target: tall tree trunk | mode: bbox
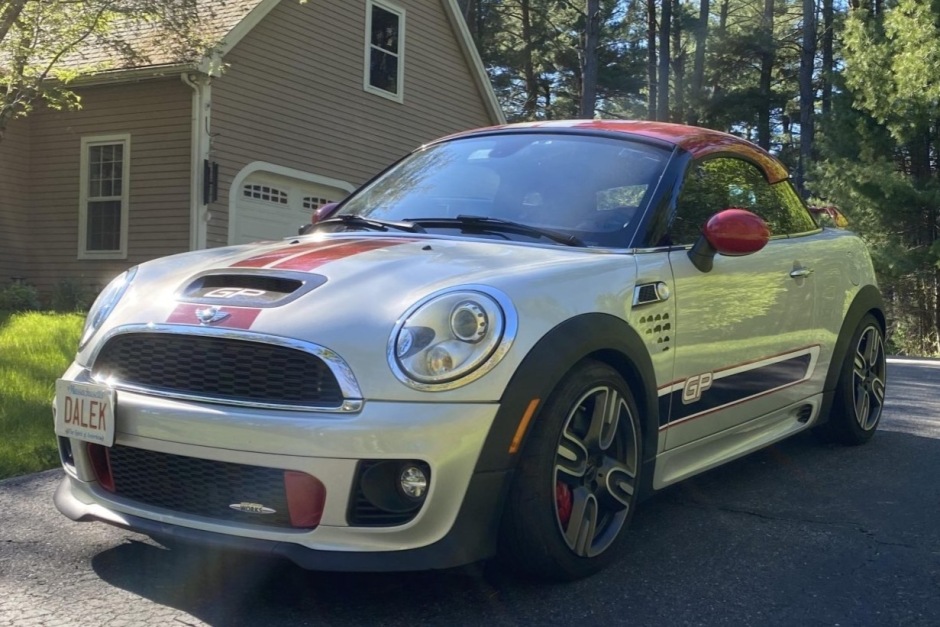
[671,0,684,123]
[657,0,671,121]
[758,0,775,150]
[821,0,833,116]
[647,0,657,119]
[0,0,28,46]
[688,0,709,126]
[521,0,540,119]
[579,0,601,118]
[708,0,729,124]
[798,0,816,194]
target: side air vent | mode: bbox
[638,311,672,350]
[635,284,657,304]
[179,270,326,308]
[633,281,670,306]
[795,404,813,423]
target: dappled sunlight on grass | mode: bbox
[0,312,84,479]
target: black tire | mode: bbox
[498,359,641,581]
[816,313,887,445]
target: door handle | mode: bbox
[789,268,813,279]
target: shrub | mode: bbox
[51,278,91,312]
[0,282,40,313]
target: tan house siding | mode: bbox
[0,118,32,285]
[207,0,495,246]
[26,78,192,294]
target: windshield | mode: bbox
[336,133,670,248]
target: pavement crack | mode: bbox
[675,501,921,550]
[676,500,869,528]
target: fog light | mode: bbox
[400,465,428,499]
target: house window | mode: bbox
[364,0,405,101]
[243,184,288,204]
[79,134,130,259]
[302,196,337,211]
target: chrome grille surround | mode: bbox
[86,324,363,413]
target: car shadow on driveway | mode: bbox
[89,425,940,627]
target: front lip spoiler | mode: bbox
[54,470,510,572]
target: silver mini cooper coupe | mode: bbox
[54,121,886,580]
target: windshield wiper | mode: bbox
[315,214,425,233]
[408,215,585,247]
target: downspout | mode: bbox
[181,72,211,250]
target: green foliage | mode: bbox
[0,312,84,479]
[50,278,92,313]
[473,0,648,121]
[0,282,40,313]
[842,0,940,144]
[812,33,940,358]
[0,0,222,139]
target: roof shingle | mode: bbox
[57,0,267,72]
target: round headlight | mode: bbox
[450,301,488,343]
[79,267,138,350]
[388,287,517,390]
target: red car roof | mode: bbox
[455,119,792,184]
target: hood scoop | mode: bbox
[178,270,327,308]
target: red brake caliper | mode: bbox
[556,481,573,527]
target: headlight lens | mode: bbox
[79,267,137,350]
[389,288,516,389]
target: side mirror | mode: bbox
[298,202,341,235]
[688,208,770,272]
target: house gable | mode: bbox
[207,0,502,247]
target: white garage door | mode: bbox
[231,171,348,244]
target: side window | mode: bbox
[772,180,819,235]
[364,0,405,102]
[670,156,806,246]
[670,158,739,246]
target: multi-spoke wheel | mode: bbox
[816,313,886,445]
[499,360,641,580]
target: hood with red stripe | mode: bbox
[80,233,638,401]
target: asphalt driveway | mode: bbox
[1,359,939,626]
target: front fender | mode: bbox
[476,313,658,477]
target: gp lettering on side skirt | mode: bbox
[682,372,713,404]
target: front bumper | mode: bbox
[54,373,508,570]
[55,468,511,571]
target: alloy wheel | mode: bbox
[553,385,639,557]
[852,324,886,431]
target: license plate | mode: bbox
[54,380,116,447]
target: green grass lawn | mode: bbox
[0,312,84,479]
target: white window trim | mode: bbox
[363,0,406,103]
[78,133,131,260]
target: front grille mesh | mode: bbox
[92,333,343,407]
[107,445,298,528]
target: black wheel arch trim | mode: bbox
[475,313,659,500]
[817,284,885,425]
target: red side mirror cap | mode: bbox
[688,209,770,272]
[312,202,340,225]
[703,208,770,256]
